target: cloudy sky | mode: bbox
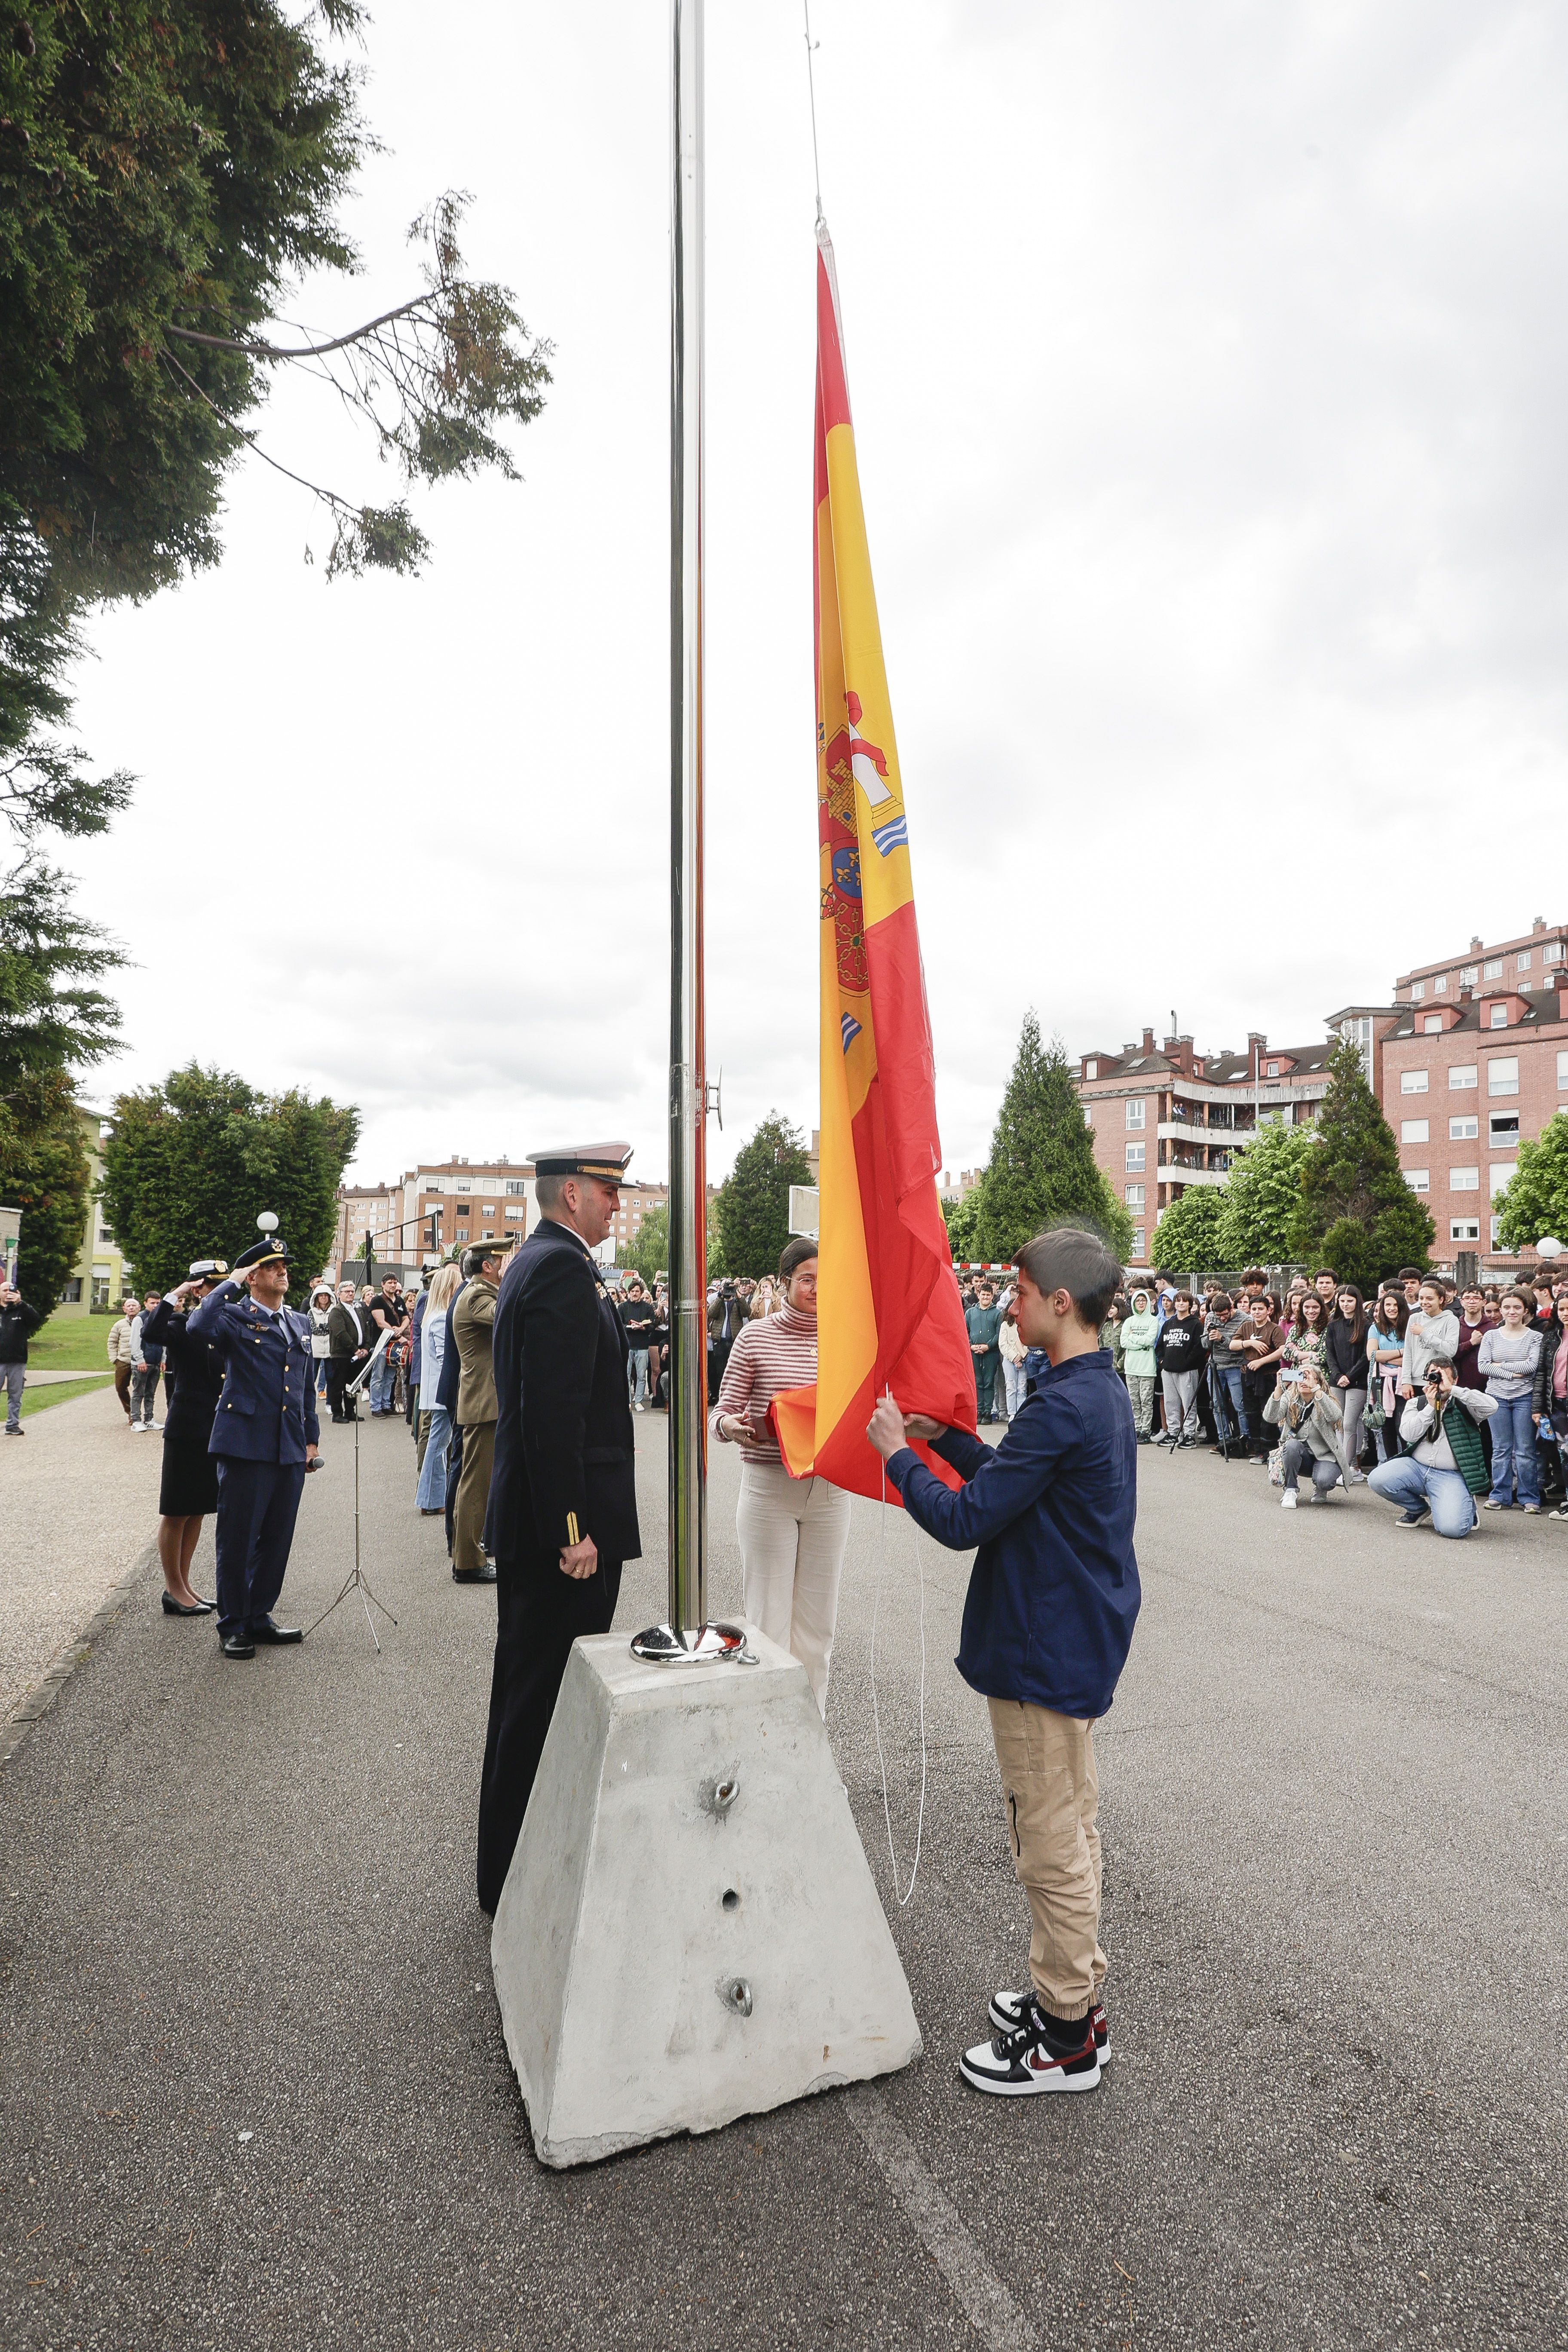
[65,0,1568,1192]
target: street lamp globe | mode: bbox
[256,1210,279,1234]
[1537,1235,1563,1259]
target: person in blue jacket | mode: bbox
[187,1234,320,1660]
[867,1222,1139,2099]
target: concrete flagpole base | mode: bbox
[491,1627,922,2168]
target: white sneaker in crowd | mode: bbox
[1281,1488,1296,1508]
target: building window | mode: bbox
[1125,1142,1145,1170]
[1125,1185,1144,1207]
[1266,1061,1279,1075]
[1449,1167,1479,1191]
[1449,1115,1478,1141]
[1558,1048,1568,1091]
[456,1181,472,1192]
[1460,965,1478,987]
[1449,1064,1477,1090]
[59,1276,83,1303]
[1423,1016,1442,1034]
[98,1226,115,1244]
[1125,1099,1145,1130]
[505,1205,525,1222]
[91,1274,111,1309]
[1400,1119,1429,1144]
[1485,958,1503,979]
[1434,975,1447,994]
[1518,951,1532,971]
[1084,1060,1097,1080]
[1491,1216,1503,1247]
[1487,1057,1519,1096]
[1405,1169,1430,1193]
[1545,940,1563,967]
[1488,1112,1520,1144]
[1400,1070,1428,1094]
[1490,1164,1516,1197]
[482,1229,494,1240]
[425,1177,444,1192]
[505,1179,528,1195]
[1409,983,1424,1002]
[1450,1219,1481,1243]
[1131,1228,1145,1256]
[1489,1004,1508,1029]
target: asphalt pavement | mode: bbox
[3,1410,1567,2350]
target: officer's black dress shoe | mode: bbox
[220,1631,256,1660]
[251,1618,303,1645]
[162,1591,214,1617]
[452,1564,498,1585]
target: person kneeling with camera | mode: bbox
[1262,1365,1352,1508]
[1367,1354,1495,1536]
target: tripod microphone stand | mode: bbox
[306,1333,399,1653]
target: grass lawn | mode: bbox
[20,1372,116,1419]
[27,1311,124,1375]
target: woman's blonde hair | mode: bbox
[427,1261,462,1313]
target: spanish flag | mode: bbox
[771,224,977,1502]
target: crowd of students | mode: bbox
[1091,1262,1568,1532]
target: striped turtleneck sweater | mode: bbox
[710,1303,818,1467]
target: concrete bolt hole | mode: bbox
[720,1976,753,2018]
[722,1888,739,1911]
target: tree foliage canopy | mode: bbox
[624,1202,669,1288]
[714,1115,812,1281]
[1212,1118,1318,1268]
[1149,1184,1226,1275]
[971,1013,1133,1264]
[99,1063,358,1294]
[0,857,120,1091]
[941,1187,984,1263]
[1494,1115,1568,1257]
[0,1067,91,1307]
[1287,1033,1432,1289]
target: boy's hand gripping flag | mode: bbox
[770,224,977,1503]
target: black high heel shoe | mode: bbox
[161,1592,216,1616]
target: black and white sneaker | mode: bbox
[987,1990,1111,2065]
[1395,1504,1430,1528]
[959,2004,1101,2096]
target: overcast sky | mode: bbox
[64,0,1568,1192]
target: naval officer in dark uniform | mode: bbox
[476,1143,641,1914]
[187,1234,320,1660]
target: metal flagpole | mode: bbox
[633,0,745,1666]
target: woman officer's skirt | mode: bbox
[159,1434,220,1518]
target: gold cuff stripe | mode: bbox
[567,1512,580,1545]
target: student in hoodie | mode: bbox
[1153,1291,1204,1448]
[867,1224,1138,2100]
[1119,1288,1158,1442]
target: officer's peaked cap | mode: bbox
[530,1142,633,1182]
[233,1236,291,1271]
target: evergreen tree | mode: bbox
[1288,1033,1433,1289]
[1149,1185,1226,1275]
[100,1064,358,1294]
[714,1115,812,1280]
[942,1187,984,1263]
[0,1069,91,1308]
[971,1014,1133,1262]
[0,858,122,1092]
[1212,1118,1318,1267]
[1494,1115,1568,1256]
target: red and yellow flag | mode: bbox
[771,224,977,1502]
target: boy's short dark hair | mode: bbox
[1398,1265,1424,1281]
[1013,1225,1122,1329]
[1241,1269,1265,1286]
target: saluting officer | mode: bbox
[187,1234,320,1660]
[476,1143,642,1914]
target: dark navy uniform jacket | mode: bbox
[186,1279,321,1465]
[885,1348,1139,1720]
[141,1297,226,1449]
[485,1220,640,1565]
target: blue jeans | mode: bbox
[1487,1393,1540,1507]
[1214,1364,1248,1441]
[628,1348,649,1406]
[415,1405,452,1512]
[369,1349,395,1413]
[1368,1455,1477,1537]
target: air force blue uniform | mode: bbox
[187,1277,319,1639]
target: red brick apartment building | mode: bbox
[1075,916,1568,1272]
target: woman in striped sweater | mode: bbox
[710,1236,852,1713]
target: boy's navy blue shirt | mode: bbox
[885,1347,1139,1719]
